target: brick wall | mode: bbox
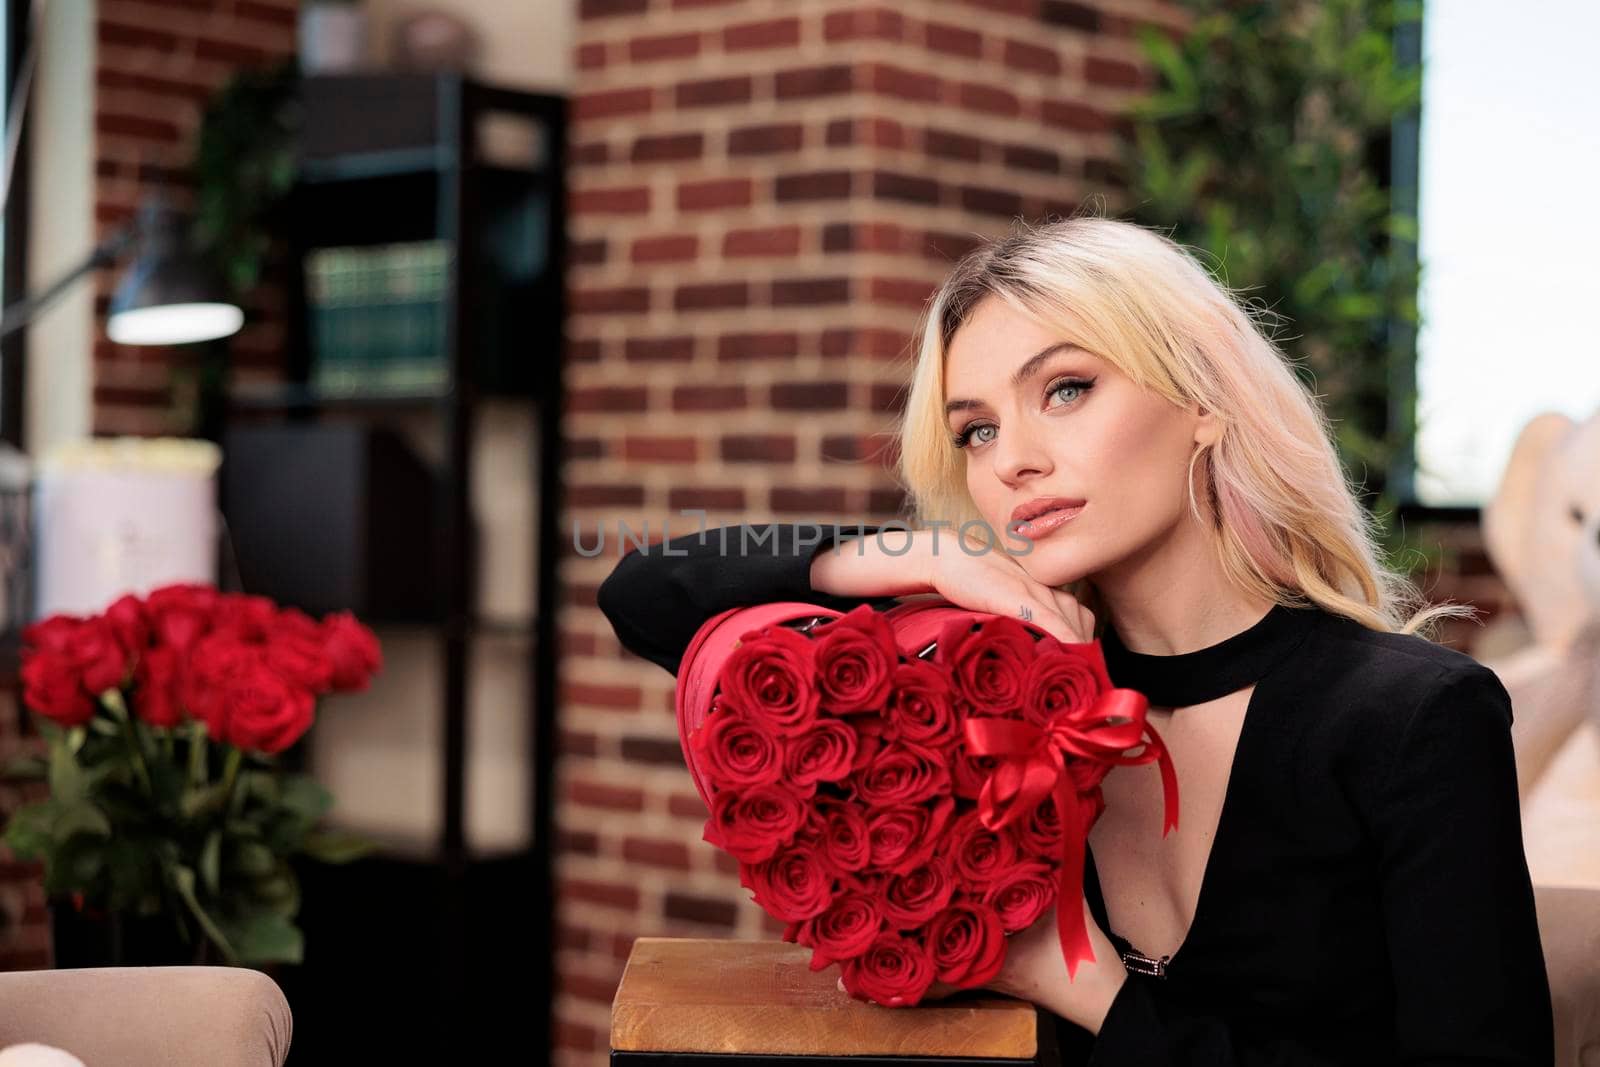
[91,0,298,436]
[558,3,1520,1063]
[0,0,299,972]
[559,0,1179,1060]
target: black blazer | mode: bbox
[597,522,1555,1066]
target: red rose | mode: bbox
[982,860,1056,933]
[322,611,382,692]
[103,595,149,658]
[1021,647,1105,729]
[1014,790,1076,857]
[951,747,1001,800]
[947,808,1021,892]
[810,605,897,714]
[701,782,807,864]
[881,855,958,929]
[716,627,818,737]
[815,799,871,875]
[796,886,883,969]
[144,583,218,652]
[884,661,959,747]
[926,902,1008,988]
[21,615,82,656]
[20,651,92,727]
[841,930,937,1007]
[739,843,834,922]
[179,634,261,729]
[938,615,1037,716]
[851,739,951,807]
[65,618,131,695]
[133,645,184,728]
[263,629,336,695]
[206,659,316,754]
[865,795,955,875]
[782,718,858,790]
[692,706,785,790]
[211,593,280,644]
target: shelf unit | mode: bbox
[216,72,565,1063]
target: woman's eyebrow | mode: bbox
[944,342,1082,417]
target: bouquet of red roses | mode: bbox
[1,582,383,965]
[676,599,1178,1008]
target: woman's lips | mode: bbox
[1015,503,1085,539]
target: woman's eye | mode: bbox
[949,377,1096,451]
[1047,377,1095,407]
[951,424,996,449]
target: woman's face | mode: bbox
[942,295,1216,588]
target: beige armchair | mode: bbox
[0,966,291,1067]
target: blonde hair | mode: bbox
[892,214,1474,640]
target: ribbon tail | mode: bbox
[1145,724,1180,836]
[1053,776,1095,980]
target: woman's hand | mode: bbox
[914,527,1096,646]
[833,897,1128,1033]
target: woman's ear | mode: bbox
[1193,404,1221,449]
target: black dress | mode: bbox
[596,523,1556,1066]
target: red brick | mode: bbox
[723,225,801,258]
[568,484,646,507]
[566,778,646,811]
[925,127,984,162]
[1004,39,1062,75]
[724,17,801,50]
[677,177,753,211]
[574,87,654,121]
[771,278,850,307]
[960,185,1024,217]
[571,185,650,214]
[1040,98,1113,132]
[577,42,608,69]
[727,122,803,156]
[673,385,746,411]
[631,131,703,163]
[718,331,799,362]
[622,436,698,462]
[561,877,639,910]
[674,282,748,311]
[924,21,982,58]
[721,434,797,461]
[624,336,696,362]
[772,380,849,409]
[571,287,650,314]
[631,235,698,263]
[775,65,852,99]
[1041,0,1102,31]
[957,82,1022,116]
[580,0,649,17]
[562,680,644,709]
[871,170,940,205]
[1085,55,1142,89]
[96,114,182,142]
[567,385,650,413]
[869,277,936,307]
[822,8,904,42]
[98,20,178,49]
[675,75,752,108]
[668,487,747,511]
[775,170,852,202]
[864,63,940,103]
[629,31,701,62]
[622,837,692,870]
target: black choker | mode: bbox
[1099,602,1323,708]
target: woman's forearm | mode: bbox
[808,528,934,599]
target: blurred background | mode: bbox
[0,0,1592,1064]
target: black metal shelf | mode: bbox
[214,71,566,1065]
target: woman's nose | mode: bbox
[991,420,1054,485]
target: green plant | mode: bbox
[1119,0,1427,567]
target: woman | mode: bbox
[596,216,1554,1065]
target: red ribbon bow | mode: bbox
[963,687,1179,979]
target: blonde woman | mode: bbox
[597,216,1553,1065]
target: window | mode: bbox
[1411,0,1600,506]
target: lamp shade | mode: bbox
[106,198,244,346]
